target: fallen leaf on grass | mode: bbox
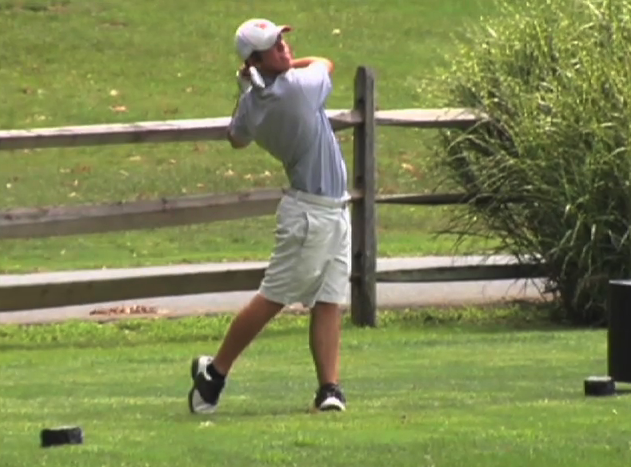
[109,89,119,97]
[110,105,127,113]
[6,183,11,189]
[21,87,43,95]
[68,192,77,198]
[332,28,341,35]
[101,20,127,28]
[71,165,91,174]
[400,162,424,179]
[128,155,142,162]
[44,3,70,13]
[89,305,164,316]
[284,303,309,313]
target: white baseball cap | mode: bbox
[234,18,292,61]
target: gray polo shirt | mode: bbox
[228,62,348,199]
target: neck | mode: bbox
[255,68,281,87]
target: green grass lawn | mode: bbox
[1,306,631,466]
[0,0,504,273]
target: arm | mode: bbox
[287,56,335,109]
[290,56,334,74]
[226,94,252,149]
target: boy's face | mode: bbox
[257,35,293,73]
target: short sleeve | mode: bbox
[228,94,254,145]
[286,61,332,109]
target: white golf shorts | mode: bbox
[259,189,351,308]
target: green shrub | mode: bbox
[432,0,631,326]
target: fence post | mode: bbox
[350,66,377,327]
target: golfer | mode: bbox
[188,18,351,413]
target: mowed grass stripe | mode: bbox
[1,308,631,466]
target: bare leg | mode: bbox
[309,301,343,385]
[211,293,284,375]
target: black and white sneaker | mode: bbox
[314,383,347,412]
[188,356,225,415]
[190,355,213,381]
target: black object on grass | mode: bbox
[40,426,84,448]
[584,376,615,397]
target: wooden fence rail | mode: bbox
[0,262,545,313]
[0,108,477,151]
[0,66,538,326]
[0,189,288,239]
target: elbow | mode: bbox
[229,139,246,149]
[227,130,249,149]
[230,140,248,149]
[323,58,334,74]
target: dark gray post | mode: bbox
[350,66,377,327]
[608,280,631,382]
